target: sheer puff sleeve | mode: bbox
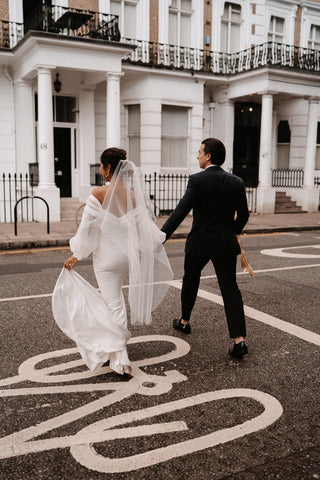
[69,195,101,260]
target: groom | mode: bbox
[161,138,250,359]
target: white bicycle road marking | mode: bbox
[0,334,283,473]
[3,245,320,473]
[261,244,320,258]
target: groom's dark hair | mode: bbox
[202,138,225,166]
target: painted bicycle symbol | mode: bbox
[0,335,283,473]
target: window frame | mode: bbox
[110,0,139,39]
[308,24,320,50]
[268,15,285,43]
[161,104,190,171]
[168,0,193,47]
[220,2,242,53]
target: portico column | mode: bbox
[106,73,122,147]
[256,93,276,213]
[34,66,60,221]
[304,97,319,188]
[220,99,234,172]
[37,67,55,187]
[259,93,273,187]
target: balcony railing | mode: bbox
[122,39,320,75]
[0,6,120,49]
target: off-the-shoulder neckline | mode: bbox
[89,194,103,206]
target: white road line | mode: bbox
[2,262,320,303]
[167,280,320,347]
[261,245,320,258]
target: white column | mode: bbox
[78,86,96,201]
[140,98,162,173]
[106,73,122,147]
[37,67,55,187]
[256,93,276,213]
[220,99,234,172]
[304,97,319,188]
[34,66,60,222]
[259,93,273,187]
[14,80,36,174]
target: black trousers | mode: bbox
[181,253,246,339]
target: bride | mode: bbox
[52,148,173,376]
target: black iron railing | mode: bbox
[1,173,35,223]
[0,6,120,48]
[89,164,257,215]
[272,168,304,188]
[122,40,320,75]
[1,16,320,77]
[0,20,24,48]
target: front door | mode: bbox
[233,103,261,187]
[54,127,71,197]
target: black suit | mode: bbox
[161,165,250,338]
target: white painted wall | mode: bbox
[0,68,15,174]
[120,73,204,174]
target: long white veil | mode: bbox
[98,160,173,325]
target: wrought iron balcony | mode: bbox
[0,6,120,49]
[122,39,320,75]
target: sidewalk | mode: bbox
[1,212,320,251]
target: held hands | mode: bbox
[64,256,78,270]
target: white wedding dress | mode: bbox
[52,162,172,374]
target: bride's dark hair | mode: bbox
[100,148,127,173]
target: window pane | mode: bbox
[124,4,136,38]
[171,0,178,7]
[277,145,290,168]
[221,22,228,51]
[181,0,192,11]
[161,106,188,168]
[110,1,121,16]
[277,120,291,143]
[128,105,140,135]
[169,12,177,45]
[55,96,76,123]
[275,17,284,33]
[161,137,187,168]
[230,24,240,52]
[231,4,241,22]
[162,106,188,136]
[180,13,191,46]
[315,146,320,170]
[129,136,140,166]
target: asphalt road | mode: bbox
[0,231,320,480]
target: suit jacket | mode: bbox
[161,166,250,256]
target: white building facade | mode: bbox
[1,0,320,220]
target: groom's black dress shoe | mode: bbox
[173,318,191,334]
[229,341,248,359]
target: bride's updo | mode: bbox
[100,148,127,173]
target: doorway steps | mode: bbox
[60,198,83,222]
[275,191,305,213]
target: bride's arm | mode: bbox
[67,195,101,263]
